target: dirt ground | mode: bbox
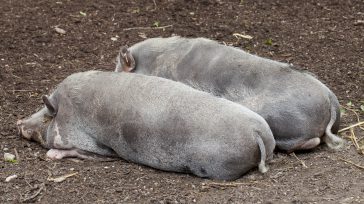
[1,0,363,203]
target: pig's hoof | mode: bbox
[46,149,64,160]
[299,137,321,150]
[287,137,321,153]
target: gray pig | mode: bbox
[116,36,344,152]
[17,71,275,180]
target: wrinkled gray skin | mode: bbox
[17,71,275,180]
[115,36,344,152]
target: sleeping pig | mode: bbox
[17,71,275,180]
[115,36,344,152]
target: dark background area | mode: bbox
[1,0,363,203]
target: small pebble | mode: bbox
[55,27,66,34]
[3,147,9,151]
[5,175,18,182]
[4,153,15,161]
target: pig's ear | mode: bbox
[42,95,58,116]
[115,46,136,73]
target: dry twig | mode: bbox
[354,20,364,26]
[349,128,364,154]
[123,24,173,31]
[14,148,20,162]
[202,180,270,188]
[11,73,21,79]
[342,105,361,122]
[47,172,78,183]
[339,121,364,133]
[12,89,33,92]
[153,0,157,10]
[21,183,45,203]
[291,152,308,168]
[338,158,364,170]
[339,105,364,131]
[233,33,253,39]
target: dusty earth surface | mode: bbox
[1,0,363,203]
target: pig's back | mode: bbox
[64,70,266,135]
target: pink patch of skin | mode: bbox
[299,138,321,150]
[46,149,97,160]
[46,149,119,161]
[288,137,321,153]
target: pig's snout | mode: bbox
[16,119,23,136]
[16,119,33,140]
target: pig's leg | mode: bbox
[287,137,321,153]
[46,149,119,161]
[298,138,321,150]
